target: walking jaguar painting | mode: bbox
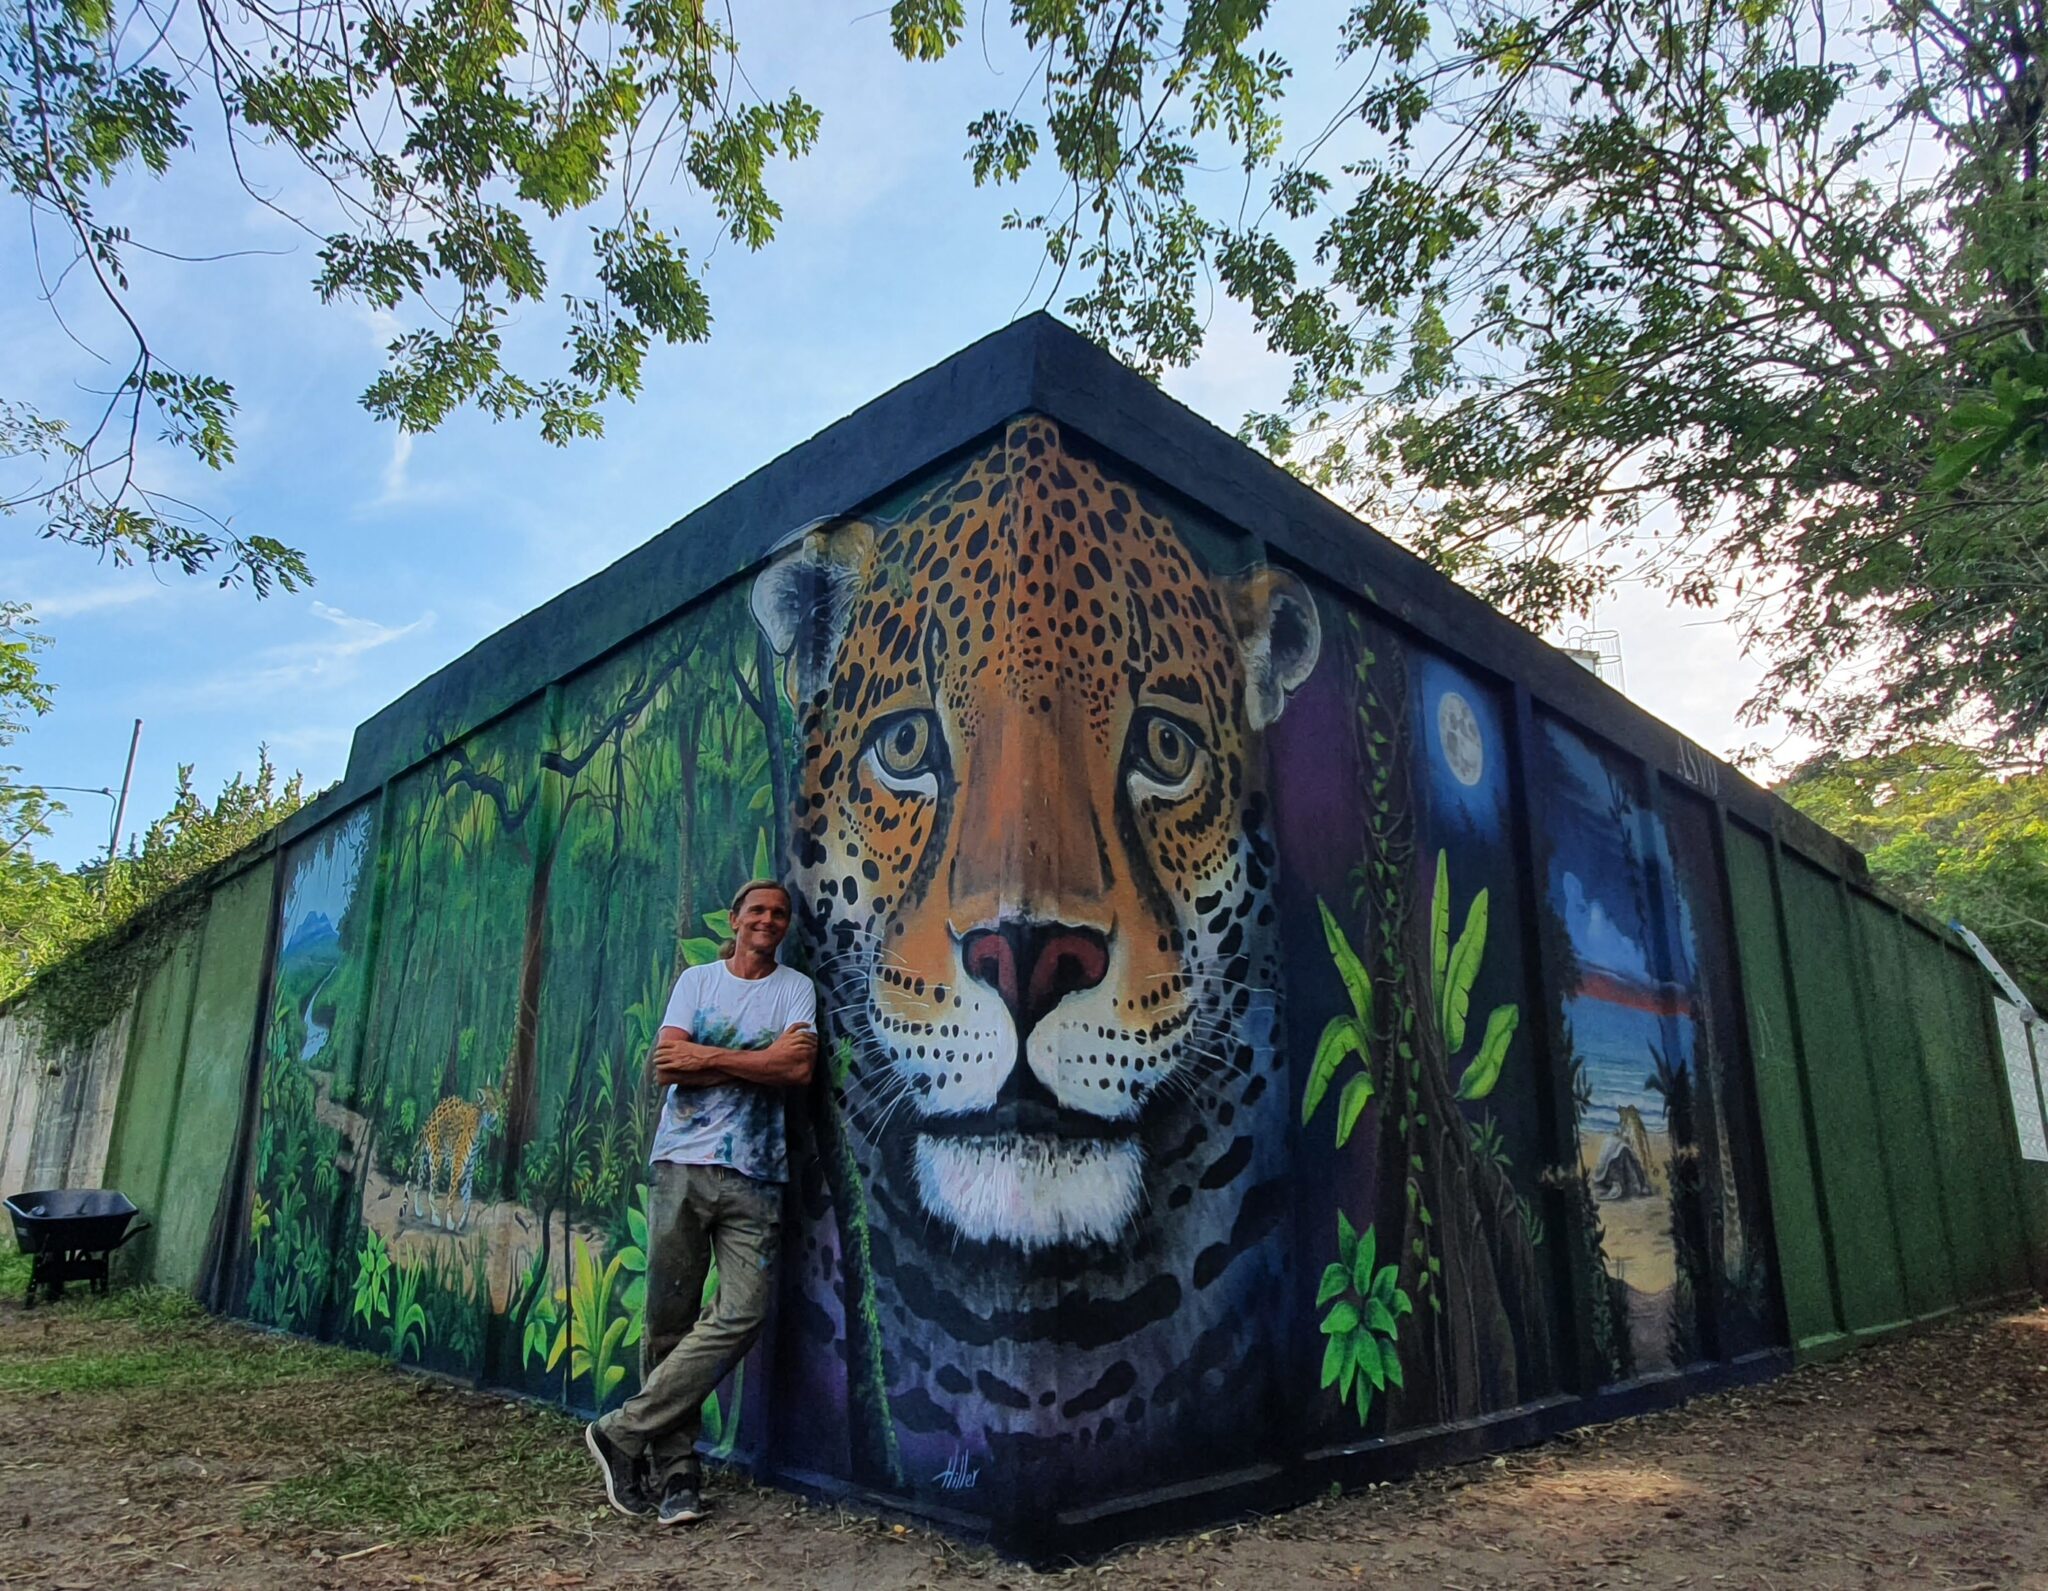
[224,409,1774,1537]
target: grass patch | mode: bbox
[246,1411,587,1538]
[0,1244,28,1299]
[0,1335,370,1395]
[2,1272,596,1544]
[0,1299,376,1395]
[67,1283,209,1326]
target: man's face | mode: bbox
[734,887,792,955]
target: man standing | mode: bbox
[584,879,816,1525]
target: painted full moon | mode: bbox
[1438,691,1485,787]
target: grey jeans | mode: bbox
[596,1160,780,1486]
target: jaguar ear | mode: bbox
[1228,564,1323,731]
[751,523,875,706]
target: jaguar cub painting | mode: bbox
[753,415,1320,1499]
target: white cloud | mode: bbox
[377,430,415,507]
[261,723,354,757]
[179,601,434,703]
[21,580,173,620]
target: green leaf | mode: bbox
[890,0,966,61]
[1317,897,1375,1029]
[1429,850,1450,1009]
[1335,1071,1374,1146]
[1382,1346,1405,1390]
[1455,1004,1520,1100]
[1305,1016,1365,1124]
[1316,1262,1350,1306]
[1926,427,2009,492]
[1336,1208,1359,1270]
[1354,1330,1386,1390]
[1367,1296,1399,1336]
[1353,1223,1378,1293]
[1441,887,1489,1050]
[1321,1300,1361,1335]
[1321,1331,1346,1389]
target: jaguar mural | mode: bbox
[219,402,1778,1550]
[752,415,1320,1495]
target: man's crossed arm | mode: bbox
[652,1023,816,1090]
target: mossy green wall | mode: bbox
[142,862,275,1293]
[1723,823,1839,1353]
[1723,821,2043,1363]
[1777,855,1910,1337]
[100,915,207,1283]
[1850,896,1959,1320]
[1940,948,2031,1299]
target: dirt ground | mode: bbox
[4,1290,2048,1590]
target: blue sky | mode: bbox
[5,4,1784,870]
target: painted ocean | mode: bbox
[1566,991,1694,1136]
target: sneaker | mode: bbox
[656,1477,707,1527]
[585,1422,652,1518]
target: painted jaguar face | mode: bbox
[754,415,1319,1253]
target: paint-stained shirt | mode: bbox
[649,959,814,1184]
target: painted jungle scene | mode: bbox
[1270,603,1559,1442]
[226,430,1781,1515]
[234,583,791,1457]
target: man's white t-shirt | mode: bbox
[649,959,815,1184]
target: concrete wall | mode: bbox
[0,1003,134,1198]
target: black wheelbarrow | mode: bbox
[5,1189,149,1307]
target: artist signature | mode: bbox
[933,1449,981,1491]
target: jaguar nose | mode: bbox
[959,920,1110,1039]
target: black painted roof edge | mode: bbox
[290,311,1861,881]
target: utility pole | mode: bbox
[108,718,142,866]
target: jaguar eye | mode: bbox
[1128,709,1203,791]
[866,709,946,789]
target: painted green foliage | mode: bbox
[1305,899,1375,1146]
[1303,613,1555,1432]
[1317,1213,1413,1424]
[246,812,376,1335]
[1306,856,1521,1426]
[1428,852,1520,1103]
[521,1183,653,1407]
[1307,852,1519,1150]
[239,586,790,1429]
[247,1048,343,1331]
